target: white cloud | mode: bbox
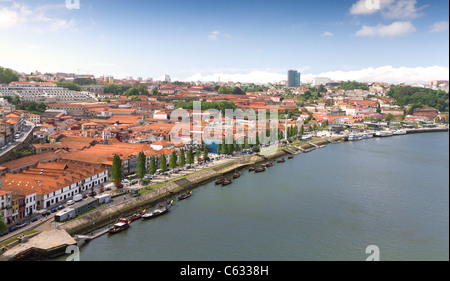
[0,2,76,32]
[355,21,415,37]
[322,31,334,37]
[350,0,425,19]
[430,21,449,33]
[180,66,449,84]
[209,30,220,40]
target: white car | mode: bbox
[67,200,74,206]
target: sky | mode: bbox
[0,0,449,84]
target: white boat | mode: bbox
[363,133,374,139]
[393,130,407,135]
[375,131,393,137]
[347,134,362,141]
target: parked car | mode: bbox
[31,217,38,223]
[67,200,74,206]
[50,208,57,213]
[58,205,65,210]
[42,211,51,217]
[16,223,27,229]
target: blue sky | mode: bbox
[0,0,448,83]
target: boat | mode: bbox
[288,155,294,159]
[233,172,241,179]
[158,200,173,209]
[255,167,266,173]
[142,206,169,219]
[393,130,407,135]
[363,133,374,139]
[277,158,286,163]
[222,179,232,186]
[128,212,143,222]
[178,191,192,200]
[248,166,255,171]
[108,222,130,234]
[215,178,225,185]
[375,131,394,137]
[347,134,363,141]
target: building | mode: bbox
[0,82,95,103]
[287,70,301,87]
[1,160,109,210]
[312,77,331,87]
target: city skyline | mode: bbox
[0,0,448,83]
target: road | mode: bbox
[0,120,36,157]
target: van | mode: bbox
[73,194,83,202]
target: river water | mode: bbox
[68,132,449,261]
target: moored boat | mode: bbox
[178,191,192,200]
[222,179,232,186]
[375,131,394,137]
[393,130,407,135]
[142,206,169,219]
[233,172,241,179]
[255,167,266,173]
[288,155,294,159]
[128,212,143,222]
[277,158,286,163]
[248,166,255,171]
[108,222,130,234]
[215,178,225,185]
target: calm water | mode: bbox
[70,132,449,261]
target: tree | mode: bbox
[0,212,7,234]
[136,151,146,180]
[196,149,201,162]
[187,147,194,165]
[169,151,178,169]
[203,145,209,160]
[178,148,186,167]
[160,155,168,173]
[0,67,19,84]
[111,154,123,183]
[385,113,395,124]
[148,156,157,175]
[217,143,222,156]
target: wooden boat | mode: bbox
[266,161,274,167]
[288,155,294,159]
[233,172,241,179]
[277,158,286,163]
[128,212,143,222]
[158,200,173,209]
[248,166,256,171]
[255,167,266,173]
[215,178,225,185]
[178,191,192,200]
[142,206,169,219]
[108,221,130,234]
[222,179,232,186]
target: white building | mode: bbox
[0,82,94,103]
[312,77,331,87]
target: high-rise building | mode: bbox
[165,75,171,83]
[287,70,301,87]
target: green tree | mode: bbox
[148,156,157,175]
[203,145,209,160]
[111,154,123,188]
[0,67,20,84]
[136,151,146,180]
[178,148,186,167]
[0,212,8,234]
[217,143,222,156]
[169,151,178,169]
[187,147,194,165]
[160,155,168,173]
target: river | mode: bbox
[63,132,449,261]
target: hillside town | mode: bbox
[0,68,449,236]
